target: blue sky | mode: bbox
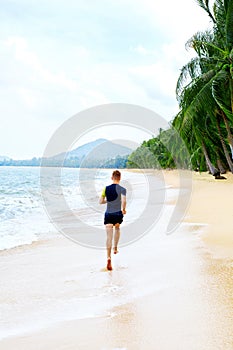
[0,0,211,159]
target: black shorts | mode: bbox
[104,211,123,225]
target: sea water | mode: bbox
[0,167,108,250]
[0,166,167,251]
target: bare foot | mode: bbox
[107,258,112,271]
[113,247,119,254]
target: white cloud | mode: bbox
[130,45,157,56]
[5,36,80,91]
[128,38,195,113]
[129,63,175,99]
[18,88,37,109]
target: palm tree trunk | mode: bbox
[216,115,233,173]
[221,111,233,148]
[216,158,226,174]
[201,141,219,175]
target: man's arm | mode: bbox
[99,195,107,204]
[99,187,107,204]
[121,195,126,215]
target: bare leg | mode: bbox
[106,224,113,270]
[113,223,120,254]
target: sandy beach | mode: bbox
[0,170,233,349]
[184,171,233,259]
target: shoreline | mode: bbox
[3,168,232,259]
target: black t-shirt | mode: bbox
[104,184,126,214]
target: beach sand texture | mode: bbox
[0,170,233,349]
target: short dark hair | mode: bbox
[112,170,121,180]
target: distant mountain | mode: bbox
[0,139,133,168]
[66,138,108,159]
[46,138,132,168]
[42,138,133,168]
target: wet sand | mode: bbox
[0,170,233,349]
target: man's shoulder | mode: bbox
[118,184,126,194]
[106,184,115,189]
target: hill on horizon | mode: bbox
[52,138,132,167]
[0,138,133,168]
[66,138,108,159]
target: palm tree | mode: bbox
[174,0,233,175]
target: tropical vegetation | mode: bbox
[127,0,233,176]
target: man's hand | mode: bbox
[99,196,106,204]
[122,209,126,215]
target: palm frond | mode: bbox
[195,0,216,23]
[179,73,220,138]
[178,69,216,109]
[224,0,230,12]
[176,56,220,101]
[176,58,202,98]
[212,69,233,118]
[213,0,226,44]
[225,0,233,49]
[186,31,227,57]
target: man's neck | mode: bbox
[112,180,120,184]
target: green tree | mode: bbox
[174,0,233,175]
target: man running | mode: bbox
[99,170,127,271]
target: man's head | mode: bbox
[112,170,121,182]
